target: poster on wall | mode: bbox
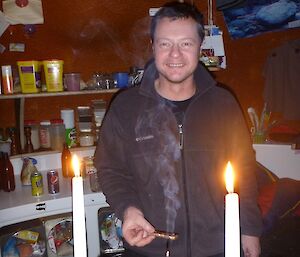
[223,0,300,39]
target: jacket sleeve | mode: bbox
[226,95,263,237]
[94,103,143,220]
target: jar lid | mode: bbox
[50,119,64,124]
[24,119,38,126]
[40,120,51,125]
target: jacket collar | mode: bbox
[139,59,217,99]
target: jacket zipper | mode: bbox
[178,123,191,257]
[178,124,184,149]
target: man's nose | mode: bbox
[169,44,181,57]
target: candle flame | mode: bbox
[72,154,80,177]
[225,161,234,193]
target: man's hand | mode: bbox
[122,206,155,247]
[241,235,261,257]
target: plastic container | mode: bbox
[39,120,51,149]
[50,119,65,151]
[17,61,41,93]
[24,120,40,150]
[60,109,76,147]
[42,60,64,92]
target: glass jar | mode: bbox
[24,120,40,151]
[83,156,100,192]
[50,119,65,151]
[79,131,94,147]
[39,120,51,149]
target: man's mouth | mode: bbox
[167,63,184,68]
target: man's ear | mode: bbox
[151,39,154,52]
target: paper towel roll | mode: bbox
[60,109,74,129]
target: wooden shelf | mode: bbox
[0,89,118,99]
[1,89,118,152]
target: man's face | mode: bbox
[152,17,201,85]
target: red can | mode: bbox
[47,170,59,194]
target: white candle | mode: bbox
[72,154,87,257]
[225,161,240,257]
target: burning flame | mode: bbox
[72,154,80,177]
[225,161,234,193]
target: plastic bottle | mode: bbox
[39,120,51,149]
[61,143,72,177]
[2,152,15,192]
[50,119,65,151]
[1,65,13,94]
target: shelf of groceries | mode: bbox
[0,88,118,99]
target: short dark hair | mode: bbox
[150,1,205,42]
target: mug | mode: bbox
[113,72,129,88]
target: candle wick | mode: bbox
[165,239,170,257]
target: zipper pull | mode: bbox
[178,124,183,150]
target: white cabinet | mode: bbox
[0,147,107,257]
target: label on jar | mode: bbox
[40,127,51,148]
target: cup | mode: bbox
[113,72,129,88]
[64,73,81,91]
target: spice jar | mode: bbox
[50,119,65,151]
[39,120,51,149]
[79,130,94,147]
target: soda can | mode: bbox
[47,170,59,194]
[31,171,43,196]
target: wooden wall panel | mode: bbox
[0,1,300,130]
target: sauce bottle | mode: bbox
[2,152,15,192]
[23,126,34,153]
[61,143,72,177]
[7,127,20,156]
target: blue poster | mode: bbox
[223,0,300,39]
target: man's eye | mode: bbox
[160,42,171,48]
[181,42,192,48]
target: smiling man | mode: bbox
[95,2,262,257]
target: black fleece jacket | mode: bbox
[95,61,262,257]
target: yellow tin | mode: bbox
[17,60,41,93]
[43,59,64,92]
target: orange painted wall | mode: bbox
[1,1,300,130]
